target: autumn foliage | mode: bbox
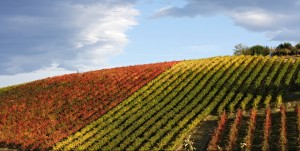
[0,61,177,150]
[207,112,227,150]
[226,109,243,151]
[262,107,271,151]
[1,55,299,150]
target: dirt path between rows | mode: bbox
[176,115,219,151]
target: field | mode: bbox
[0,61,177,150]
[203,104,300,151]
[0,55,299,150]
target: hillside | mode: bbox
[1,55,300,150]
[0,61,177,150]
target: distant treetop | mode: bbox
[233,42,300,56]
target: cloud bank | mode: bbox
[0,0,138,75]
[153,0,300,42]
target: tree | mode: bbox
[295,42,300,49]
[295,42,300,55]
[276,42,294,55]
[249,45,270,56]
[233,43,249,55]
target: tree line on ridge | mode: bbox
[233,42,300,56]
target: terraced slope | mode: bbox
[0,61,177,150]
[53,55,300,150]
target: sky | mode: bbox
[0,0,299,87]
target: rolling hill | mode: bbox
[0,55,299,150]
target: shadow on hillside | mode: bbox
[176,115,219,151]
[0,142,20,151]
[286,91,300,101]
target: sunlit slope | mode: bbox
[0,61,177,150]
[53,55,300,150]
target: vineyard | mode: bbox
[207,105,300,151]
[0,61,177,150]
[0,55,300,150]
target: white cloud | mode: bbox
[229,10,276,30]
[0,0,139,75]
[153,0,300,41]
[66,3,139,71]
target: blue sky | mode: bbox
[0,0,298,87]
